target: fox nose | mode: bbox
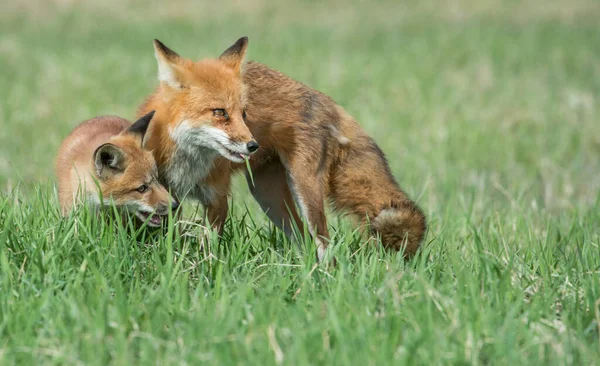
[246,140,259,153]
[171,200,180,211]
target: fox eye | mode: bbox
[242,109,247,120]
[213,109,228,119]
[136,184,148,193]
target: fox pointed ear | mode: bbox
[126,110,155,145]
[219,37,248,71]
[153,39,183,88]
[94,143,126,178]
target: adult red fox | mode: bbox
[139,38,426,260]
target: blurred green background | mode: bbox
[2,0,599,216]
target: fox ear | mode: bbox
[126,110,155,145]
[219,37,248,71]
[153,39,183,88]
[94,143,126,178]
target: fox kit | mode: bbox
[56,111,178,227]
[139,38,426,260]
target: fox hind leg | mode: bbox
[285,171,332,263]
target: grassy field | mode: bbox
[1,0,600,364]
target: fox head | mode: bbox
[93,111,178,227]
[151,37,258,163]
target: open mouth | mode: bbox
[135,211,164,227]
[219,144,249,163]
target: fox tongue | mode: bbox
[239,154,249,160]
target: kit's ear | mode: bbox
[125,110,155,146]
[94,143,126,178]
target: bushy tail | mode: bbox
[371,200,427,258]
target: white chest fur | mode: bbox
[165,121,220,204]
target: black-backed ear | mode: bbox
[153,39,183,88]
[93,143,126,178]
[154,39,180,62]
[219,37,248,71]
[126,110,155,145]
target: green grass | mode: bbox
[1,0,600,364]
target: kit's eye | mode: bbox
[242,109,247,120]
[213,109,228,119]
[136,184,148,193]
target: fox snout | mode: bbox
[155,199,179,215]
[149,184,179,215]
[214,132,259,163]
[246,140,259,153]
[157,195,179,214]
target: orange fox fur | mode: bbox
[56,111,178,227]
[138,38,426,260]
